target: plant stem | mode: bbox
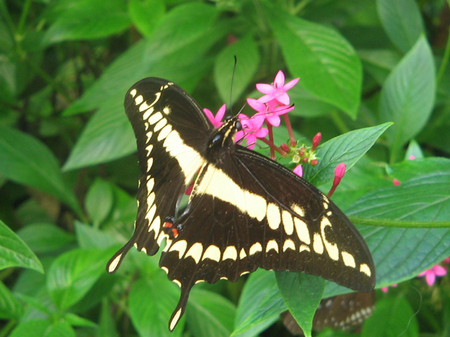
[330,110,349,134]
[349,216,450,228]
[436,27,450,87]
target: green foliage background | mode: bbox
[0,0,449,336]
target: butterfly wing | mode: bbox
[282,291,375,334]
[107,78,211,273]
[160,145,375,330]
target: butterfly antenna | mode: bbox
[230,55,238,117]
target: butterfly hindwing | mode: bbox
[107,78,211,273]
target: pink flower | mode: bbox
[393,179,401,186]
[204,104,226,129]
[246,98,294,127]
[418,264,447,286]
[235,114,268,149]
[256,70,299,105]
[312,133,321,151]
[293,164,303,177]
[409,155,416,160]
[327,163,346,198]
[381,284,398,293]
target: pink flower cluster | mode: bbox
[203,70,347,196]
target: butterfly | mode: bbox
[107,77,376,331]
[282,292,376,335]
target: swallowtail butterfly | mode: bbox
[282,292,375,335]
[107,77,376,331]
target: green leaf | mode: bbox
[379,36,435,163]
[63,3,225,170]
[64,312,97,328]
[9,320,51,337]
[267,6,362,117]
[343,161,450,289]
[232,270,283,336]
[276,272,325,337]
[0,281,23,320]
[404,140,423,160]
[47,248,114,310]
[75,222,119,249]
[17,223,75,254]
[303,123,392,187]
[186,289,236,337]
[214,34,260,105]
[129,275,183,337]
[359,49,402,85]
[0,126,81,214]
[43,0,130,44]
[376,0,425,53]
[128,0,165,38]
[362,296,418,337]
[0,220,43,273]
[85,179,115,227]
[98,299,120,337]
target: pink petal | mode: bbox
[216,104,227,122]
[256,127,268,138]
[381,287,389,293]
[252,113,266,128]
[426,273,436,286]
[276,92,290,105]
[418,270,427,277]
[274,70,285,87]
[266,114,281,127]
[203,108,215,124]
[434,265,447,276]
[256,83,275,94]
[257,95,275,104]
[293,164,303,177]
[283,77,300,90]
[247,98,265,112]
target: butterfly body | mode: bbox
[107,77,375,331]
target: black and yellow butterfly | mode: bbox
[107,77,375,331]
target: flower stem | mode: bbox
[283,114,296,146]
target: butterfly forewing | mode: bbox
[107,78,211,273]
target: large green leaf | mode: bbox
[267,6,362,117]
[303,123,392,187]
[85,179,115,228]
[232,270,283,336]
[214,34,260,105]
[63,3,225,170]
[0,281,23,320]
[362,296,418,337]
[376,0,425,53]
[344,161,450,289]
[129,275,183,337]
[186,289,236,337]
[276,272,325,337]
[9,319,75,337]
[17,223,75,254]
[0,220,43,273]
[43,0,130,44]
[47,248,114,310]
[0,126,81,214]
[128,0,165,38]
[379,36,435,163]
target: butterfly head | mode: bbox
[206,116,241,162]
